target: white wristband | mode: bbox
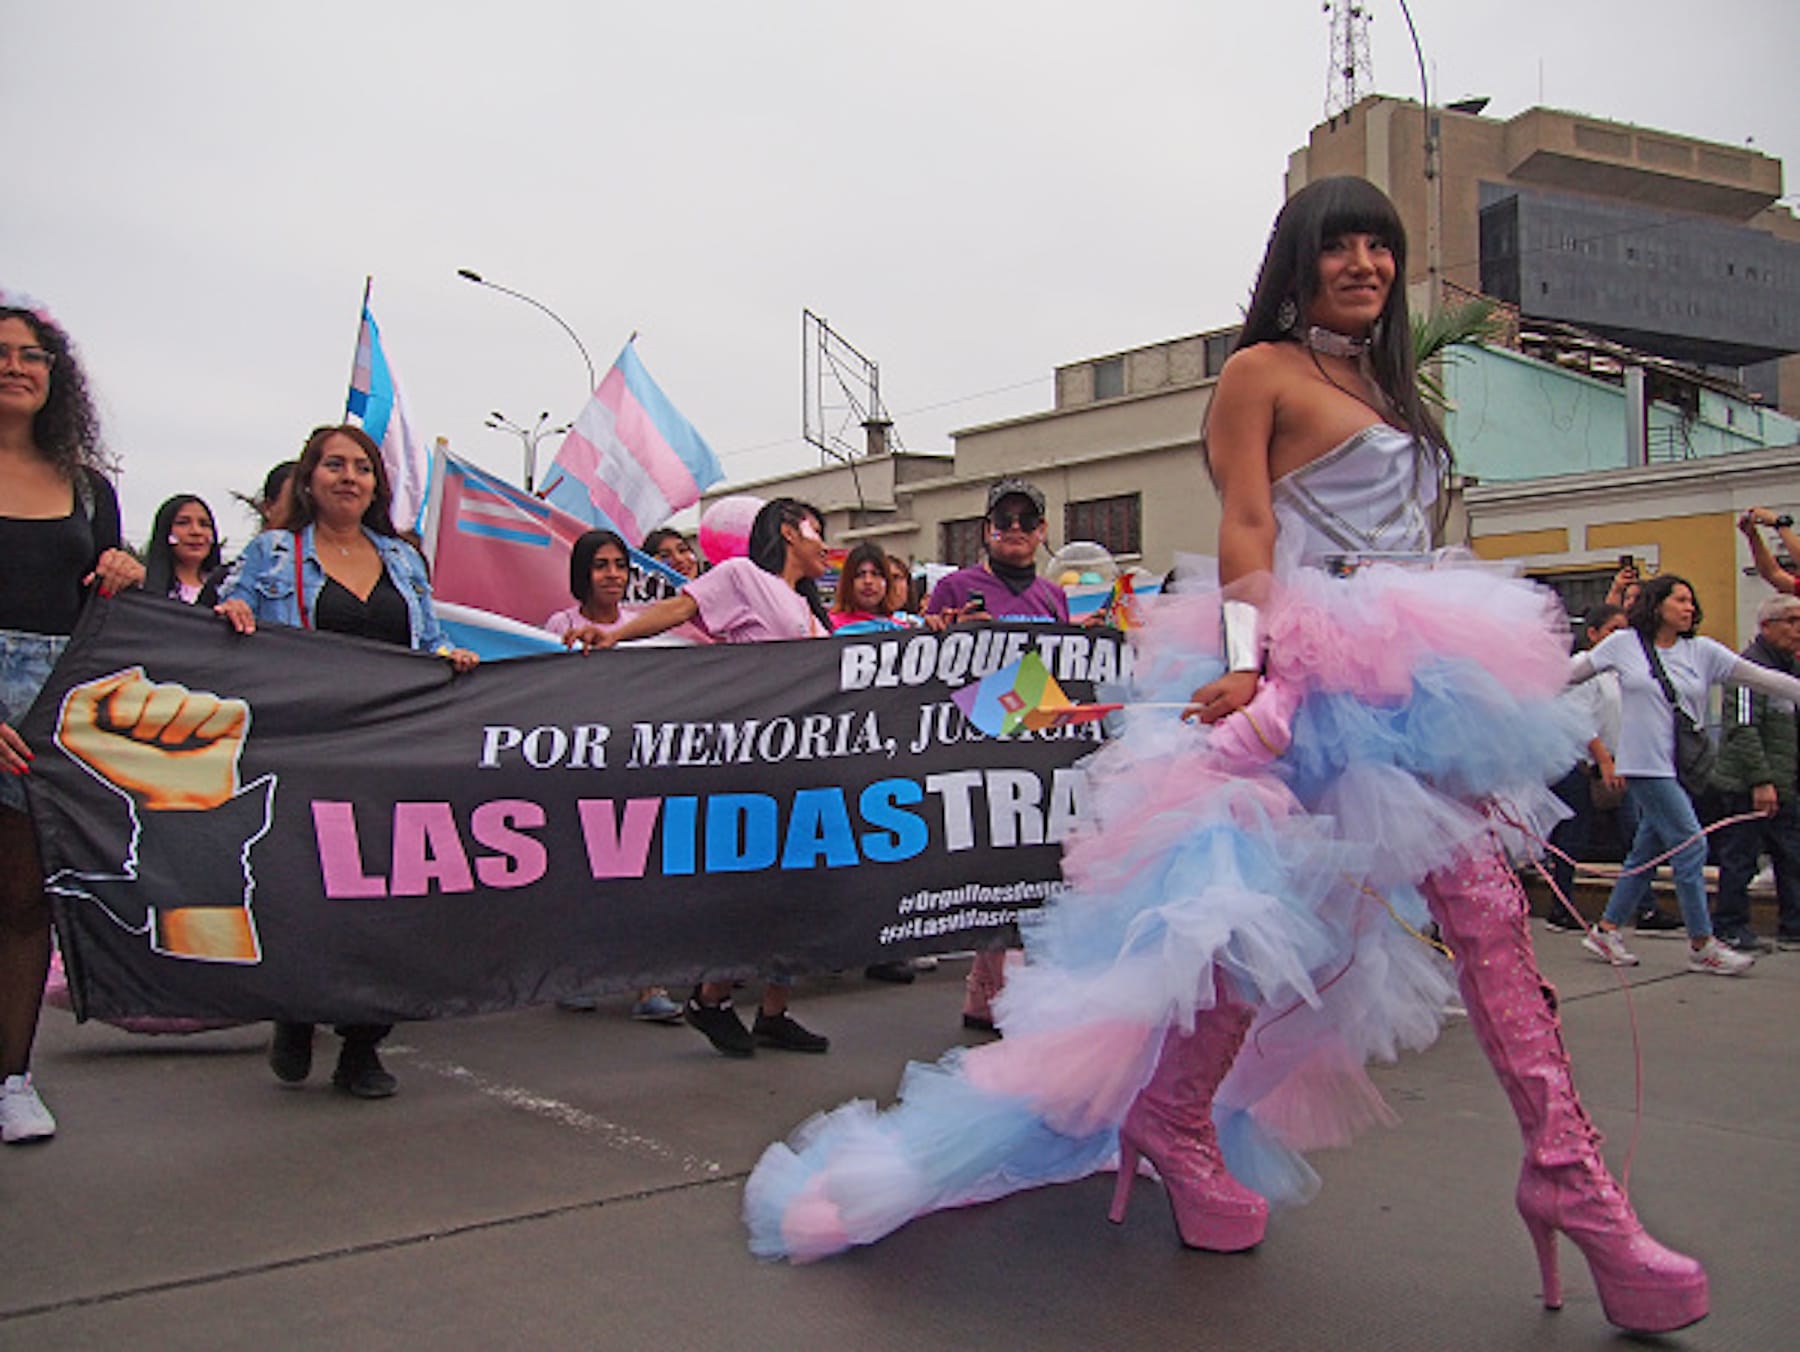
[1221,599,1263,673]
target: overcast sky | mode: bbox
[6,1,1795,548]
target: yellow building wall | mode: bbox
[1470,527,1569,559]
[1588,512,1739,643]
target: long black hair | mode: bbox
[1627,573,1701,640]
[143,494,223,597]
[747,497,831,630]
[569,528,631,604]
[1,303,108,480]
[1232,176,1450,477]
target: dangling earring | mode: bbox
[1275,297,1299,333]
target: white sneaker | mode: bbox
[1581,928,1640,967]
[0,1073,57,1143]
[1687,937,1755,976]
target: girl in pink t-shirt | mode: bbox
[564,500,834,1057]
[544,530,690,1024]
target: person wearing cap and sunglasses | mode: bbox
[923,478,1069,1032]
[925,478,1070,628]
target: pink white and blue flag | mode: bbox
[537,342,723,542]
[422,450,688,659]
[346,291,429,532]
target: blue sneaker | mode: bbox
[631,990,684,1023]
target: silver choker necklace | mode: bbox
[1303,325,1368,358]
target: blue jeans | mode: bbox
[1602,777,1710,938]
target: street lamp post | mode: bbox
[484,410,569,493]
[456,268,599,395]
[1397,0,1442,315]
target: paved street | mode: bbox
[3,921,1795,1351]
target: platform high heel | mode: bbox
[1107,1003,1267,1252]
[1423,846,1707,1334]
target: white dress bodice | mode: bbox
[1270,423,1440,573]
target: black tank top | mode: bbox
[313,571,410,647]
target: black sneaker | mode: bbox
[268,1022,314,1084]
[752,1010,830,1054]
[1543,909,1584,932]
[1777,933,1800,952]
[1719,928,1773,954]
[1631,909,1685,936]
[331,1040,397,1099]
[685,992,756,1058]
[864,961,917,985]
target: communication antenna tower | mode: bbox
[1324,1,1374,120]
[802,309,902,464]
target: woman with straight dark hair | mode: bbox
[217,424,476,1099]
[744,178,1714,1337]
[1574,573,1800,972]
[143,493,225,605]
[0,289,144,1142]
[567,497,833,1057]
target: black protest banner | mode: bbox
[23,594,1125,1025]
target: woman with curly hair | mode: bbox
[0,289,144,1142]
[1575,573,1800,973]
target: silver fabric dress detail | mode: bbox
[1271,423,1439,573]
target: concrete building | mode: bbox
[703,103,1800,643]
[1289,97,1800,412]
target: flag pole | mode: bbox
[345,275,372,420]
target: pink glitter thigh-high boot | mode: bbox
[1422,843,1707,1334]
[1107,997,1268,1252]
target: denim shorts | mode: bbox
[0,629,69,813]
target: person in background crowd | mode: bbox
[217,424,478,1098]
[925,476,1070,1032]
[142,493,226,606]
[1544,604,1633,930]
[568,498,834,1058]
[1575,574,1800,974]
[830,542,905,632]
[1707,592,1800,953]
[1739,507,1800,596]
[0,290,145,1143]
[642,526,701,579]
[542,529,689,1023]
[885,553,917,617]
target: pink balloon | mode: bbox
[699,494,764,563]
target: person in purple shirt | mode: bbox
[926,477,1068,1030]
[926,477,1070,626]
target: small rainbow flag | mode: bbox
[952,652,1121,738]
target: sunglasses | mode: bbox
[990,510,1042,532]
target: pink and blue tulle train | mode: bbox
[745,556,1584,1262]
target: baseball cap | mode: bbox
[986,477,1046,517]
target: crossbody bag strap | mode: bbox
[292,531,310,629]
[1638,630,1685,719]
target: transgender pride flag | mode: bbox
[537,342,723,543]
[346,284,429,532]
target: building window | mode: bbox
[1529,568,1616,623]
[941,516,987,568]
[1092,357,1125,401]
[1204,329,1237,377]
[1065,493,1141,557]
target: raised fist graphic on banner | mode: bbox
[49,667,274,964]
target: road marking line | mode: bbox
[383,1044,723,1176]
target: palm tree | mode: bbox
[1412,295,1502,411]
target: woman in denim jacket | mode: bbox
[217,424,476,1098]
